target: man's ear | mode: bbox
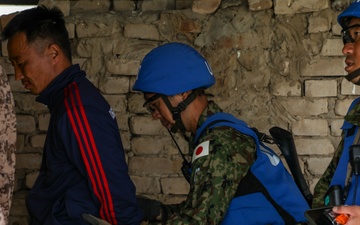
[47,43,60,61]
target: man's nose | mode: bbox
[14,67,24,81]
[342,42,354,55]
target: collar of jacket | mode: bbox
[35,64,86,111]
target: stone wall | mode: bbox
[0,0,354,224]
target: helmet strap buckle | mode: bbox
[161,92,197,133]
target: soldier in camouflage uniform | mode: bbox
[84,42,309,225]
[131,42,309,225]
[0,65,16,225]
[313,1,360,224]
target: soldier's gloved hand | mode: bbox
[137,195,165,221]
[82,214,111,225]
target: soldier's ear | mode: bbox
[181,91,192,100]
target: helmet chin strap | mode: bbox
[345,67,360,85]
[161,92,197,133]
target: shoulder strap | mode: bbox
[195,112,266,146]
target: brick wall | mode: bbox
[0,0,353,223]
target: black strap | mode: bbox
[345,67,360,84]
[162,92,196,133]
[347,126,356,137]
[235,171,297,225]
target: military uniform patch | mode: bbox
[192,140,209,163]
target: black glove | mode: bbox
[137,195,164,221]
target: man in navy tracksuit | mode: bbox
[1,5,142,225]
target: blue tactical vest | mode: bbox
[329,97,360,205]
[194,113,309,225]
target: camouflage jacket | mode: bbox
[312,98,360,208]
[0,65,16,225]
[151,101,256,225]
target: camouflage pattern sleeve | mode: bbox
[0,65,16,225]
[150,126,256,225]
[312,133,345,208]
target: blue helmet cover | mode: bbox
[338,0,360,28]
[133,42,215,96]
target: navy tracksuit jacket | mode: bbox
[26,64,143,225]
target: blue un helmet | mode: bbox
[132,42,215,95]
[337,0,360,29]
[133,43,215,133]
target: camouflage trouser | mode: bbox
[0,65,16,225]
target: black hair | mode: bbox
[1,5,72,62]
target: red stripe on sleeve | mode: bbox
[64,83,118,225]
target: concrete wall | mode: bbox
[0,0,353,223]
